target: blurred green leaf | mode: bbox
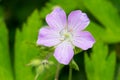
[86,21,105,41]
[117,63,120,80]
[84,53,94,80]
[0,15,13,80]
[105,51,116,80]
[15,9,63,80]
[50,0,78,12]
[40,0,78,19]
[83,0,120,43]
[85,42,116,80]
[15,10,42,80]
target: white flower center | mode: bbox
[60,29,72,41]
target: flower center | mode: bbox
[60,29,72,41]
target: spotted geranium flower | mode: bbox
[37,7,95,65]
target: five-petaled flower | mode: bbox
[37,7,95,65]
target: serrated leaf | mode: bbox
[84,53,94,80]
[15,10,42,80]
[105,51,116,80]
[15,9,64,80]
[83,0,120,43]
[85,42,116,80]
[0,16,13,80]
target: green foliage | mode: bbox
[86,21,105,41]
[0,0,120,80]
[39,0,78,19]
[85,42,116,80]
[15,10,42,80]
[82,0,120,79]
[27,59,54,80]
[117,64,120,80]
[37,58,61,80]
[83,0,120,43]
[0,12,13,80]
[74,47,82,55]
[70,60,79,71]
[15,9,62,80]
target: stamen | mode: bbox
[59,28,72,41]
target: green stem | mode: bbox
[55,63,60,80]
[68,65,72,80]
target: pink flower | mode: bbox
[37,7,95,65]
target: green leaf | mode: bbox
[105,51,116,80]
[85,42,116,80]
[83,0,120,43]
[39,0,78,19]
[50,0,78,12]
[86,21,105,41]
[0,15,13,80]
[15,9,64,80]
[15,10,42,80]
[116,63,120,80]
[85,53,94,80]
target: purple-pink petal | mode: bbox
[37,27,61,47]
[72,31,95,50]
[54,41,74,65]
[68,10,90,32]
[46,7,67,31]
[37,7,95,65]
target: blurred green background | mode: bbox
[0,0,120,80]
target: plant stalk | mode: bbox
[68,65,72,80]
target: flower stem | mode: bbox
[55,63,60,80]
[68,65,72,80]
